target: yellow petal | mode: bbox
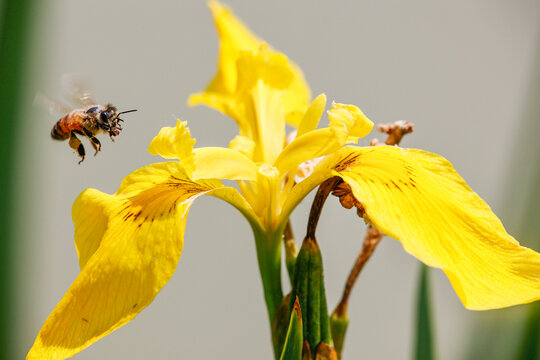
[296,93,327,137]
[329,146,540,310]
[250,79,286,164]
[236,44,294,91]
[275,102,374,174]
[273,128,342,174]
[174,120,197,177]
[189,1,310,127]
[229,135,255,158]
[192,147,258,180]
[147,125,177,159]
[187,0,262,110]
[278,158,334,227]
[148,120,197,178]
[26,162,252,360]
[328,103,373,141]
[187,91,241,125]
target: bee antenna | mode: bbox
[118,109,137,115]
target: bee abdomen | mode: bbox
[50,115,70,140]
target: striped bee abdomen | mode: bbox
[51,115,70,140]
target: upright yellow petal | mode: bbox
[250,79,286,164]
[236,45,294,92]
[296,93,327,138]
[26,162,240,360]
[326,146,540,310]
[205,0,262,95]
[189,1,310,127]
[147,125,177,159]
[148,120,197,177]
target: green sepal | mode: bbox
[329,309,349,359]
[290,236,331,355]
[273,294,292,359]
[279,297,304,360]
[319,275,331,345]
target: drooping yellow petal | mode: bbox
[326,146,540,310]
[27,162,255,360]
[148,120,197,177]
[192,147,258,181]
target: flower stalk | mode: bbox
[252,225,284,321]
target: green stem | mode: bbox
[414,264,436,360]
[252,225,284,322]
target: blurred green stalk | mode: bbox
[414,264,436,360]
[0,0,35,357]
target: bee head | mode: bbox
[99,104,118,123]
[99,105,137,137]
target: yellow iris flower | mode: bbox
[28,2,540,359]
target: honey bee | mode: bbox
[37,77,137,164]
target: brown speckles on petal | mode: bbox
[391,180,403,192]
[133,210,142,221]
[333,153,361,172]
[122,212,134,221]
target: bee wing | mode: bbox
[61,74,96,107]
[33,93,71,116]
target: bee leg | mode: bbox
[90,137,101,155]
[69,131,85,164]
[83,127,101,155]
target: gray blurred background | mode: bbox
[14,0,540,359]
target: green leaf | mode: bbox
[0,0,36,358]
[414,264,436,360]
[280,297,303,360]
[514,301,540,360]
